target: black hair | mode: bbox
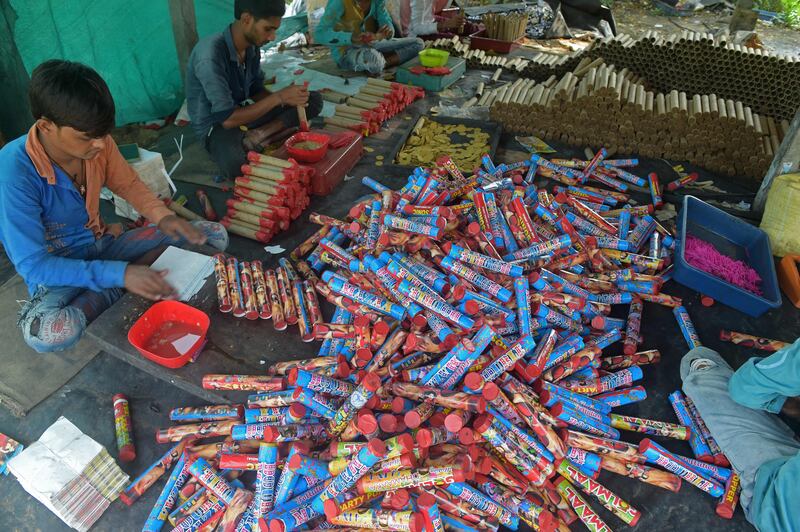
[28,60,115,138]
[234,0,285,20]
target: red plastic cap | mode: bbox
[391,396,408,414]
[292,387,303,400]
[531,379,545,394]
[404,410,422,429]
[391,488,410,510]
[396,433,414,452]
[472,414,492,433]
[441,241,453,254]
[464,299,481,315]
[417,492,435,510]
[444,413,466,433]
[539,389,552,405]
[701,295,715,307]
[411,313,428,328]
[367,438,388,458]
[715,502,734,520]
[429,412,446,428]
[549,403,564,418]
[286,368,299,386]
[476,397,487,414]
[409,512,425,532]
[118,446,136,463]
[362,372,382,392]
[263,426,279,442]
[481,381,499,400]
[323,498,341,519]
[357,410,378,435]
[373,320,391,337]
[467,222,481,236]
[591,316,606,330]
[447,285,463,303]
[539,509,558,531]
[417,428,434,448]
[288,453,303,471]
[289,402,306,421]
[379,414,398,433]
[269,519,286,532]
[458,427,476,445]
[637,438,654,454]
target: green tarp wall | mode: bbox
[2,0,306,137]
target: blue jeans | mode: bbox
[17,221,228,353]
[680,347,800,519]
[338,38,424,75]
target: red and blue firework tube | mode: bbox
[445,243,523,276]
[673,305,702,349]
[312,438,388,514]
[504,234,572,262]
[188,457,237,505]
[669,390,713,462]
[666,171,699,191]
[445,480,520,529]
[618,207,631,240]
[324,271,406,320]
[225,257,245,317]
[480,334,537,383]
[626,215,657,252]
[638,439,724,497]
[396,279,474,329]
[684,395,730,466]
[595,386,648,407]
[555,477,613,532]
[291,387,338,419]
[514,277,532,338]
[212,254,232,313]
[170,404,243,423]
[439,255,512,302]
[328,372,382,436]
[255,443,278,517]
[288,368,355,397]
[142,452,191,531]
[622,296,644,357]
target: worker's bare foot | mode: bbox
[781,397,800,420]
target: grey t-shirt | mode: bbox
[185,24,265,138]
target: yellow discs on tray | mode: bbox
[395,119,491,170]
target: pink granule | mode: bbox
[684,235,763,295]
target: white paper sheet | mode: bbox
[149,246,214,301]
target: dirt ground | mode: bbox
[612,0,800,56]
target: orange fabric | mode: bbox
[24,124,172,238]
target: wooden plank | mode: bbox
[168,0,199,88]
[86,277,318,404]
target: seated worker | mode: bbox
[186,0,323,179]
[398,0,465,38]
[681,340,800,531]
[0,60,228,353]
[316,0,424,75]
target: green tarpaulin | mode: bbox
[4,0,306,128]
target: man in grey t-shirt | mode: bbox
[186,0,323,178]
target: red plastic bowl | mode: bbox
[285,132,330,163]
[127,300,209,368]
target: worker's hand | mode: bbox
[277,84,310,107]
[158,215,207,245]
[377,25,393,40]
[124,265,176,300]
[352,29,377,45]
[439,14,465,31]
[782,397,800,420]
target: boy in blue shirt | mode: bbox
[186,0,323,179]
[0,60,228,353]
[682,340,800,531]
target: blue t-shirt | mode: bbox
[185,24,265,139]
[729,339,800,532]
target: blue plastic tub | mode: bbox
[674,196,782,317]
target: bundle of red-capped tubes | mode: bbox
[223,153,312,243]
[125,148,741,531]
[325,79,425,136]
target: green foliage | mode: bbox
[754,0,800,27]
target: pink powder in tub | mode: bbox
[684,235,763,296]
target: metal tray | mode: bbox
[387,115,503,174]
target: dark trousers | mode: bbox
[205,91,324,179]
